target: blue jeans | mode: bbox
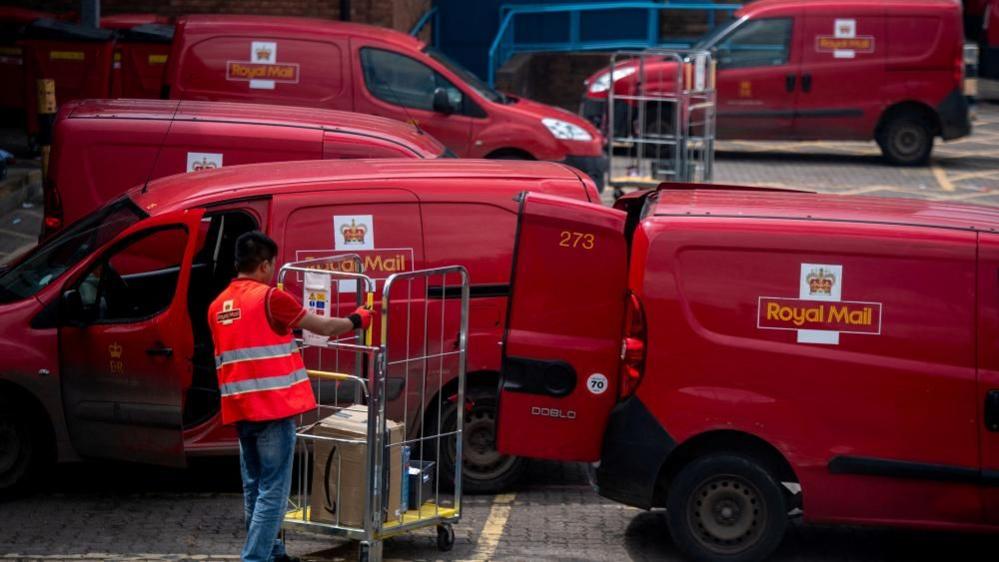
[237,417,296,562]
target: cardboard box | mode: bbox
[307,405,404,527]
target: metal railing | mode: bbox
[487,1,741,86]
[409,7,440,48]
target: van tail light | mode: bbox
[619,292,647,400]
[42,179,62,239]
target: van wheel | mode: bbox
[0,399,39,498]
[436,385,526,494]
[877,113,934,166]
[666,454,787,562]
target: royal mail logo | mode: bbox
[805,267,836,296]
[334,215,374,250]
[187,152,223,172]
[758,263,883,345]
[108,342,123,359]
[758,297,882,335]
[226,41,300,90]
[816,36,875,52]
[340,219,368,245]
[816,18,874,58]
[216,300,241,325]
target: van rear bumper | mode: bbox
[938,89,971,140]
[594,396,676,510]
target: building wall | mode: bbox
[4,0,430,32]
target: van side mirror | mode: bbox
[432,87,458,115]
[62,289,95,327]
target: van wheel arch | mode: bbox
[423,370,527,493]
[875,102,941,166]
[485,148,536,160]
[0,381,56,498]
[653,430,800,508]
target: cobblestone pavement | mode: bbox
[3,458,999,561]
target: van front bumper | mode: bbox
[563,153,609,192]
[938,89,971,140]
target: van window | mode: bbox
[77,225,188,322]
[360,47,462,112]
[715,18,793,69]
[0,198,146,303]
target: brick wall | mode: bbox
[5,0,430,32]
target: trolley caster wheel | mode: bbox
[436,524,455,552]
[358,541,371,562]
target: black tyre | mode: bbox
[435,385,526,494]
[666,454,787,562]
[877,113,934,166]
[0,398,41,499]
[436,524,455,552]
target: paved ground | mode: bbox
[3,99,999,561]
[4,458,999,562]
[604,99,999,206]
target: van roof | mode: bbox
[177,14,425,52]
[739,0,959,17]
[653,189,999,234]
[134,158,585,212]
[64,98,445,157]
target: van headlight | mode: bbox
[541,118,593,141]
[588,66,637,94]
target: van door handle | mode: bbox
[986,390,999,432]
[802,73,812,93]
[146,344,174,358]
[785,73,796,92]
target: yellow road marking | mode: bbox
[931,165,955,192]
[470,493,516,560]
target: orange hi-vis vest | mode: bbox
[209,279,316,424]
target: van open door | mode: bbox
[59,208,205,467]
[496,192,628,462]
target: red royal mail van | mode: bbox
[164,15,609,189]
[0,158,599,497]
[495,185,999,561]
[581,0,971,166]
[44,98,449,237]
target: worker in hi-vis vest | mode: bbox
[208,231,370,562]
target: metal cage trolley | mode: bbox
[607,48,716,198]
[277,256,469,562]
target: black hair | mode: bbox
[235,231,278,274]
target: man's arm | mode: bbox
[296,306,372,337]
[297,313,355,338]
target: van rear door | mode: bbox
[496,192,627,462]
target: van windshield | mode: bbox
[691,17,742,51]
[424,47,506,104]
[0,198,146,303]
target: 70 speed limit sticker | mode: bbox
[586,373,609,395]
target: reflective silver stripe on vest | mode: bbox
[215,342,299,369]
[219,368,309,397]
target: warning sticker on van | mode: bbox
[226,41,300,89]
[756,263,883,345]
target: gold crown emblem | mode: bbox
[806,268,836,295]
[255,47,272,61]
[109,342,123,359]
[192,158,218,171]
[340,219,367,244]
